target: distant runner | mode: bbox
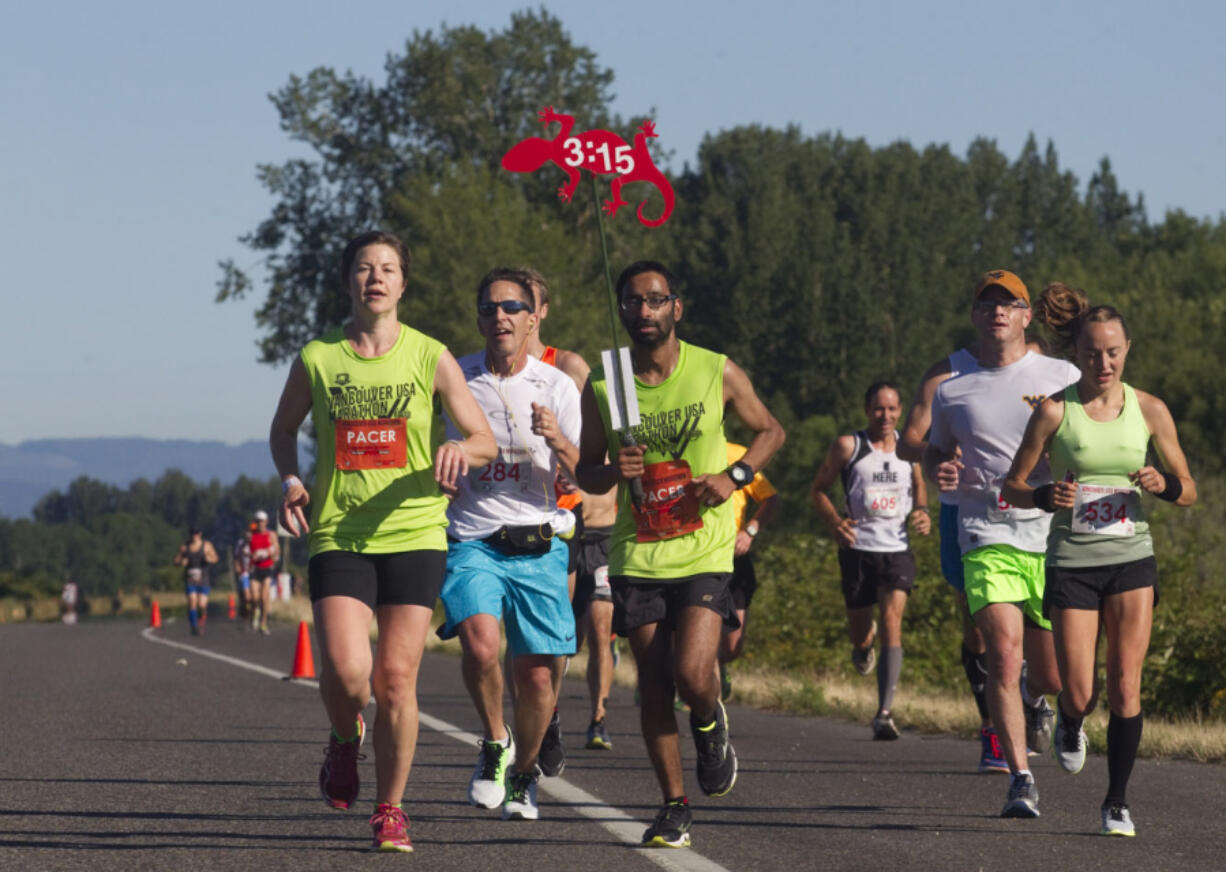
[233,527,253,624]
[811,382,929,739]
[249,511,278,635]
[173,528,218,635]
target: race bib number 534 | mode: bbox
[1072,484,1137,537]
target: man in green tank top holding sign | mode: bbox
[577,261,785,849]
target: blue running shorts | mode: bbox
[939,502,965,593]
[439,537,575,656]
[238,572,251,592]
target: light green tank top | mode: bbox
[1048,383,1153,567]
[591,341,734,579]
[301,324,449,556]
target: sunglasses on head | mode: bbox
[478,299,534,317]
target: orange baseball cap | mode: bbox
[973,270,1030,306]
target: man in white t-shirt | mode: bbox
[438,267,582,822]
[925,270,1079,819]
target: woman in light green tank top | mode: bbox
[269,231,495,850]
[1004,298,1196,837]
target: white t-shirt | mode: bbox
[444,353,582,540]
[937,347,981,507]
[929,351,1080,555]
[842,430,913,553]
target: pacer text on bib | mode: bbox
[633,459,704,543]
[335,418,408,470]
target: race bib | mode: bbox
[335,418,407,470]
[475,457,528,492]
[632,459,704,543]
[864,487,903,518]
[186,568,203,583]
[986,490,1044,523]
[593,564,610,592]
[1072,484,1137,537]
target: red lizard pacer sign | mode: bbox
[501,106,675,227]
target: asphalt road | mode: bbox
[1,617,1223,871]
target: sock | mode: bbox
[1019,660,1042,708]
[666,795,688,806]
[1015,768,1032,780]
[188,608,198,631]
[877,646,903,714]
[1058,694,1085,736]
[1105,712,1143,806]
[961,644,990,720]
[333,717,362,743]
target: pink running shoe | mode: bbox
[320,713,366,809]
[370,803,413,853]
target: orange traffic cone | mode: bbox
[290,621,316,679]
[228,593,236,620]
[149,599,162,629]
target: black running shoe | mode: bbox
[538,709,565,777]
[691,701,737,797]
[641,800,692,848]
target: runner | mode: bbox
[718,442,780,700]
[925,270,1079,818]
[1003,293,1196,836]
[233,528,253,625]
[173,528,218,635]
[576,260,785,848]
[436,267,581,822]
[811,383,930,739]
[271,230,495,853]
[249,510,278,635]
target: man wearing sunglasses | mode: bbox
[437,267,582,822]
[924,270,1079,819]
[576,260,785,849]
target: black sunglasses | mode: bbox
[478,299,534,317]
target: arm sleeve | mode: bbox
[556,376,582,449]
[928,387,953,453]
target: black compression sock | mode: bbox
[1105,712,1143,806]
[961,644,990,721]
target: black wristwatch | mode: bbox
[727,460,754,489]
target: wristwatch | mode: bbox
[745,520,760,538]
[728,460,754,489]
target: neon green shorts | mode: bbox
[962,544,1051,631]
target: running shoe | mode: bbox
[1053,707,1087,774]
[259,623,271,636]
[871,713,901,741]
[719,663,732,700]
[979,727,1010,774]
[585,718,612,751]
[369,803,413,852]
[502,768,540,820]
[641,799,692,848]
[1100,802,1136,837]
[692,701,737,797]
[851,620,877,675]
[611,637,621,668]
[468,730,514,808]
[319,713,366,809]
[1025,696,1055,754]
[538,709,565,777]
[1001,772,1040,818]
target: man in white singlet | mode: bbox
[437,267,582,822]
[925,270,1079,818]
[812,382,929,740]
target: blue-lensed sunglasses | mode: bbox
[477,299,534,317]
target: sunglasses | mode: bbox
[478,299,534,317]
[973,298,1029,312]
[619,293,677,312]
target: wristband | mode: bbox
[282,475,303,494]
[1157,473,1183,503]
[1032,484,1055,513]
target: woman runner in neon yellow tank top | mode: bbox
[270,231,495,852]
[1003,290,1196,838]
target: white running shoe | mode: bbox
[468,729,514,809]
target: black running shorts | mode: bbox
[838,549,916,610]
[610,572,738,636]
[1044,556,1158,616]
[572,525,614,618]
[252,567,274,583]
[308,549,447,610]
[729,554,758,611]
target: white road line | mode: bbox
[142,627,730,872]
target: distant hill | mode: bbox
[0,438,274,518]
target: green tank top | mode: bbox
[591,341,734,579]
[301,324,449,556]
[1048,383,1153,567]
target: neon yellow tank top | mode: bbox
[591,341,734,579]
[1048,383,1153,567]
[301,324,449,556]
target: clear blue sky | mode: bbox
[3,0,1223,445]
